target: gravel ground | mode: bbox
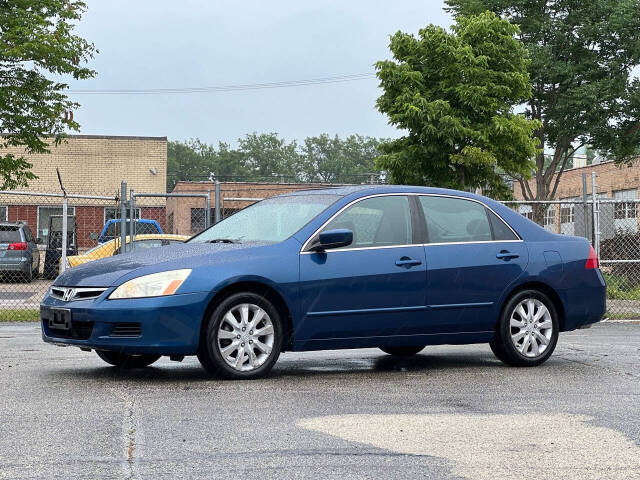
[0,321,638,480]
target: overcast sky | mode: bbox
[66,1,452,144]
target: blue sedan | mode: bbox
[40,186,606,379]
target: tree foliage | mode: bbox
[167,133,385,190]
[375,11,539,198]
[446,0,640,202]
[0,0,96,189]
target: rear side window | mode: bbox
[488,210,518,241]
[419,196,492,243]
[0,226,21,243]
[23,226,34,242]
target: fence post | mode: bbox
[214,181,221,224]
[129,188,135,251]
[120,180,127,254]
[591,172,600,255]
[205,189,211,228]
[61,196,68,273]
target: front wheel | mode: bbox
[96,350,161,368]
[490,290,559,367]
[197,292,283,380]
[379,345,425,356]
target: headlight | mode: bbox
[109,269,192,299]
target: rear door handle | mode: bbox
[496,250,519,260]
[395,257,422,267]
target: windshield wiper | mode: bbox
[206,238,239,244]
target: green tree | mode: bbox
[447,0,640,204]
[0,0,96,189]
[300,134,383,183]
[167,139,215,190]
[238,132,300,181]
[375,11,539,198]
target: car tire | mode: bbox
[379,345,425,356]
[198,292,283,380]
[96,350,161,368]
[491,289,559,367]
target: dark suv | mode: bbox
[0,223,40,282]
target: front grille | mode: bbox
[110,323,142,337]
[48,321,93,340]
[50,287,107,302]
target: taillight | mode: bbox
[8,242,27,251]
[585,245,599,269]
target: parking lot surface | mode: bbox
[0,321,639,479]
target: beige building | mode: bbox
[0,135,168,247]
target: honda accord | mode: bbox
[40,186,606,379]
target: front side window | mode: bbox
[189,194,340,244]
[419,196,492,243]
[320,195,411,249]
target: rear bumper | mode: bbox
[560,270,607,331]
[41,290,211,355]
[0,258,30,272]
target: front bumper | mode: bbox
[40,290,211,355]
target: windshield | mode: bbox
[189,194,340,244]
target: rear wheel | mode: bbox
[490,289,559,367]
[198,292,283,380]
[379,345,425,356]
[96,350,161,368]
[22,267,32,283]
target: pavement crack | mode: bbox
[121,387,139,480]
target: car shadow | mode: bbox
[42,349,518,384]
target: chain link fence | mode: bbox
[1,178,637,322]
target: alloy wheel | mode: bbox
[509,298,553,358]
[216,303,275,372]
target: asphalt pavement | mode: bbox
[0,321,639,479]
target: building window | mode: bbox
[191,208,205,233]
[37,206,76,245]
[0,206,7,222]
[104,206,140,224]
[517,205,533,220]
[560,197,578,224]
[543,206,555,226]
[613,189,638,220]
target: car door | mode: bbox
[417,195,528,333]
[298,195,427,343]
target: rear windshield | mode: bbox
[0,227,21,243]
[105,221,159,237]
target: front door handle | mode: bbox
[496,250,519,260]
[395,257,422,267]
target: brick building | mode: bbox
[0,135,167,248]
[513,159,640,234]
[166,181,335,236]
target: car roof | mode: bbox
[0,222,25,228]
[276,184,484,198]
[106,218,158,223]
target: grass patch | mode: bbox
[0,309,40,322]
[603,273,640,301]
[604,312,640,320]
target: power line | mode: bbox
[68,73,377,95]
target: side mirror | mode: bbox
[35,238,42,244]
[309,229,353,252]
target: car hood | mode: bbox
[54,242,267,287]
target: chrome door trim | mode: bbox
[300,192,522,254]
